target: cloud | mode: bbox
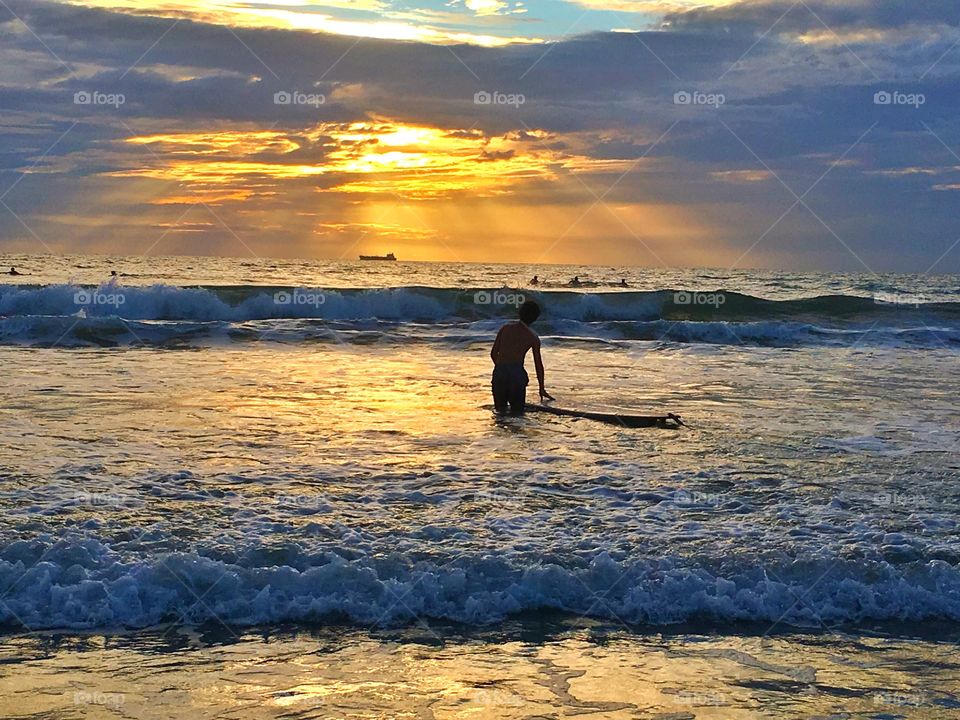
[571,0,742,13]
[465,0,509,16]
[59,0,542,45]
[0,0,958,269]
[98,120,637,203]
[666,0,960,28]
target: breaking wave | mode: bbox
[1,283,958,348]
[1,540,958,631]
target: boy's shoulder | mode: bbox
[499,320,538,341]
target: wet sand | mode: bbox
[3,619,958,719]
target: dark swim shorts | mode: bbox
[492,363,529,414]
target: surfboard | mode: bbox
[525,404,685,429]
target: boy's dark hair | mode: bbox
[518,300,541,325]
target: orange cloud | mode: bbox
[111,120,639,203]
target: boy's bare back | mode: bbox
[489,300,553,411]
[491,321,539,365]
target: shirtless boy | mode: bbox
[490,300,554,414]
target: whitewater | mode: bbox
[1,256,959,644]
[1,282,959,348]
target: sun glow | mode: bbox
[113,121,637,203]
[101,119,696,264]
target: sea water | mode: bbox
[1,254,958,718]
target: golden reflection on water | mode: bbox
[1,629,956,719]
[210,348,483,435]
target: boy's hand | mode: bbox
[539,389,555,402]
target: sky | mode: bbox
[0,0,959,271]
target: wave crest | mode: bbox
[1,284,958,348]
[0,543,957,631]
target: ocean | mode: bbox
[1,253,959,718]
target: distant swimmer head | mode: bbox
[518,299,541,325]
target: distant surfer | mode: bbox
[490,300,553,415]
[530,275,539,286]
[568,276,581,287]
[619,278,629,287]
[8,267,21,276]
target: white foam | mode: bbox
[1,284,957,348]
[0,542,958,630]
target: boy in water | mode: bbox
[490,300,553,414]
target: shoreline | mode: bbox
[3,619,957,719]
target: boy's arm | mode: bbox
[490,327,503,364]
[531,336,554,400]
